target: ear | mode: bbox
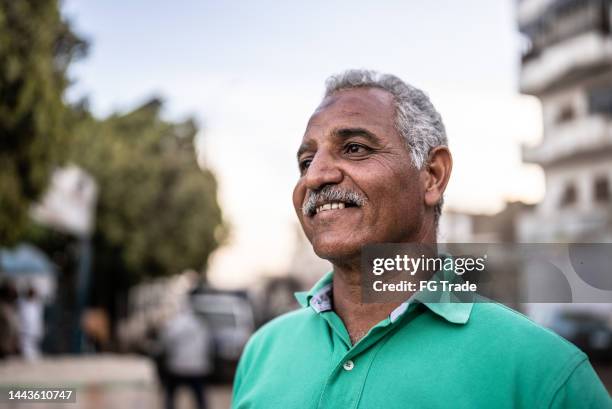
[422,146,452,209]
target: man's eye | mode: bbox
[299,159,312,172]
[344,143,369,155]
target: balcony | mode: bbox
[519,0,609,47]
[520,30,612,94]
[517,0,556,27]
[518,0,612,94]
[522,115,612,165]
[518,205,612,241]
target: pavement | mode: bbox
[0,355,231,409]
[1,354,610,409]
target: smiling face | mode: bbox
[292,87,431,265]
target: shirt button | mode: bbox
[343,360,354,371]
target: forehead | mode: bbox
[305,87,397,136]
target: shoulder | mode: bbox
[474,303,578,344]
[470,303,591,399]
[246,308,315,349]
[469,302,585,357]
[464,303,608,407]
[234,307,315,390]
[239,307,314,361]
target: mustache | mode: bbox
[302,185,367,216]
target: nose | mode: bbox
[304,150,343,191]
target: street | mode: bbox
[1,354,611,409]
[0,355,231,409]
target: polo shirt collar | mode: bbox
[294,267,473,325]
[294,270,333,312]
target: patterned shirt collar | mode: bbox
[295,267,473,325]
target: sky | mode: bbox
[62,0,544,288]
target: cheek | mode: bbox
[292,182,306,215]
[394,176,426,225]
[374,169,423,219]
[292,182,314,240]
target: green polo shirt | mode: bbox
[232,271,611,408]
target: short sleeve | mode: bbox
[549,359,612,409]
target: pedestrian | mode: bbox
[17,284,43,360]
[159,297,213,409]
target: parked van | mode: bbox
[189,289,255,381]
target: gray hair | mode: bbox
[324,69,448,220]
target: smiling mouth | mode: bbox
[314,201,358,215]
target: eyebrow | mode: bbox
[296,127,382,159]
[296,141,315,160]
[335,127,382,145]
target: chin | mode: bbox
[310,235,362,264]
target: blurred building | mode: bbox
[516,0,612,333]
[438,203,534,311]
[517,0,612,241]
[439,1,612,334]
[439,202,534,243]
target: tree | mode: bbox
[0,0,224,285]
[0,0,87,244]
[70,99,226,285]
[0,1,225,351]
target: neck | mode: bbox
[331,222,438,344]
[332,261,403,345]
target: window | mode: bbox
[588,86,612,116]
[556,105,575,123]
[594,176,610,202]
[560,183,577,207]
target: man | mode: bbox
[232,70,611,408]
[18,285,43,361]
[159,297,213,409]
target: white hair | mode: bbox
[324,69,448,220]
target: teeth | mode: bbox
[315,202,348,214]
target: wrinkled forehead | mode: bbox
[304,87,397,136]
